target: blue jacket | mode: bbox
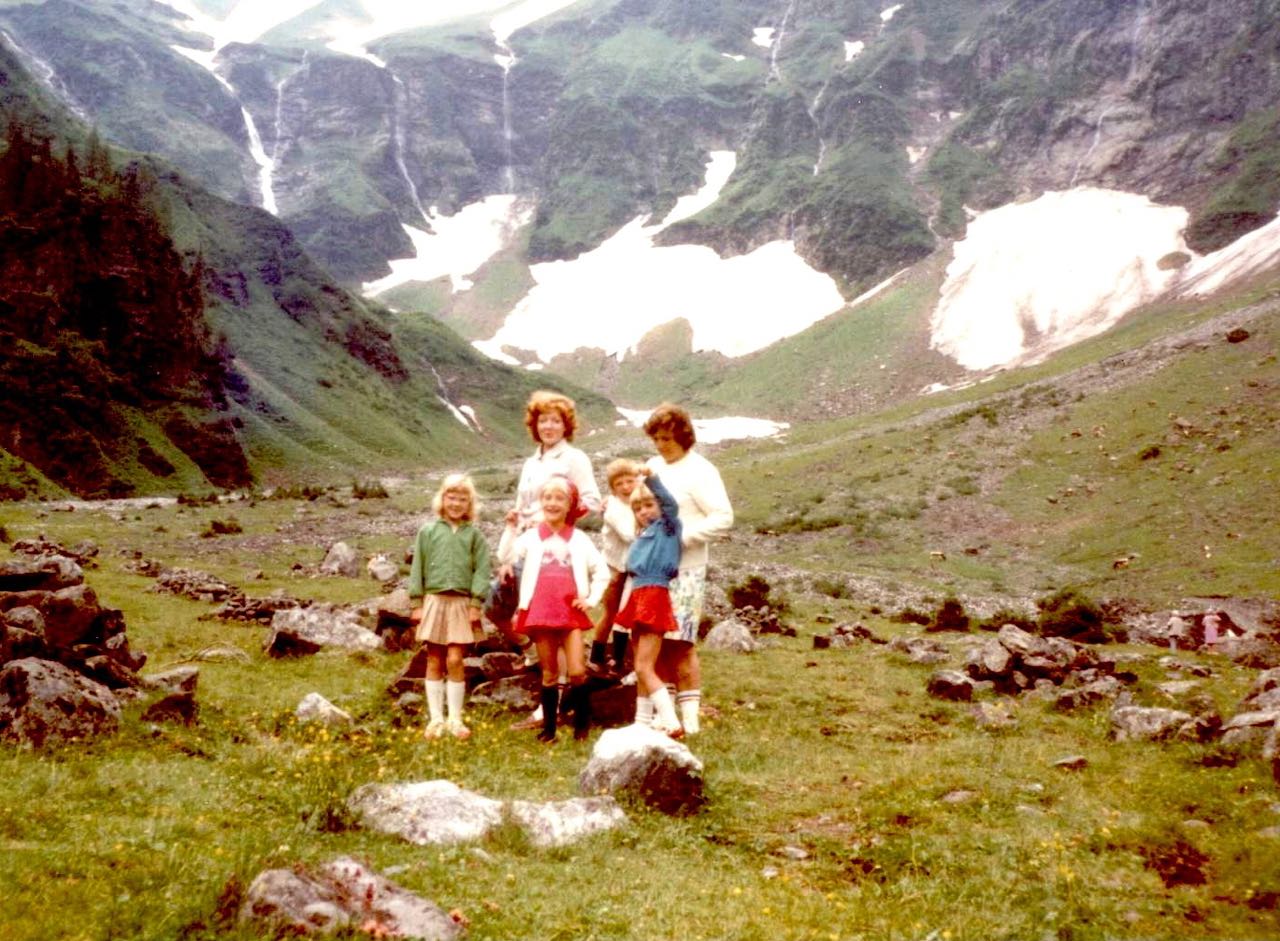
[625,474,682,589]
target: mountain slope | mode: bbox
[0,40,610,498]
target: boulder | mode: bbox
[320,542,360,578]
[703,619,760,653]
[0,658,121,746]
[348,780,504,845]
[579,725,705,815]
[508,796,627,848]
[0,555,84,592]
[152,568,237,602]
[141,690,198,725]
[296,692,353,727]
[891,636,950,664]
[366,554,400,583]
[926,670,974,701]
[469,674,539,711]
[965,639,1013,679]
[143,666,200,695]
[1110,705,1193,742]
[240,856,461,940]
[1053,676,1123,711]
[265,606,383,657]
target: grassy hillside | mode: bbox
[0,459,1275,940]
[713,270,1280,610]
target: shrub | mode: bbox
[351,479,388,499]
[176,492,219,506]
[728,574,786,613]
[926,597,970,632]
[813,576,852,599]
[976,608,1036,632]
[200,517,243,538]
[1035,587,1112,643]
[890,607,931,626]
[0,524,8,543]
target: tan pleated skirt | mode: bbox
[415,593,484,645]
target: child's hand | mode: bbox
[571,598,591,613]
[469,609,482,627]
[410,606,424,625]
[638,465,653,478]
[505,508,519,526]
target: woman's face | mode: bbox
[537,409,567,448]
[651,427,687,464]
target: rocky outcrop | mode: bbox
[240,856,462,941]
[0,657,122,746]
[579,725,705,815]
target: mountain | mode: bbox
[0,36,610,499]
[5,0,1274,410]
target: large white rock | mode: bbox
[296,692,353,727]
[508,796,627,848]
[266,605,383,655]
[579,725,705,815]
[348,780,504,845]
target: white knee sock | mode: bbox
[425,679,445,725]
[676,690,701,734]
[650,686,680,730]
[634,694,654,726]
[446,680,466,725]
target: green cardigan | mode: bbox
[407,520,492,606]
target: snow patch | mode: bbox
[1177,212,1280,297]
[881,4,904,23]
[721,52,746,62]
[907,146,926,164]
[752,28,776,48]
[363,196,532,296]
[930,188,1188,371]
[844,40,865,60]
[616,409,789,445]
[492,0,582,44]
[477,151,846,363]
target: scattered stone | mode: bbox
[320,542,360,578]
[185,645,252,663]
[703,619,760,653]
[891,636,950,664]
[969,701,1017,728]
[925,670,973,701]
[1053,755,1089,771]
[1225,328,1250,343]
[212,592,306,623]
[579,725,705,815]
[778,844,810,860]
[143,666,200,695]
[468,675,539,712]
[240,856,461,940]
[141,690,198,725]
[1053,676,1123,711]
[296,692,353,727]
[367,554,400,583]
[508,796,627,848]
[152,568,237,602]
[265,605,383,657]
[348,780,504,845]
[940,789,977,804]
[1157,680,1202,698]
[1110,705,1193,742]
[1159,657,1212,677]
[0,555,84,592]
[0,658,121,746]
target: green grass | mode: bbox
[3,473,1278,940]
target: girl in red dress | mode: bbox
[510,475,608,741]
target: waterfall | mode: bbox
[808,80,830,176]
[241,107,277,214]
[0,28,90,121]
[388,70,429,225]
[1070,105,1115,187]
[767,0,797,84]
[494,40,517,193]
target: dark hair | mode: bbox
[643,402,696,450]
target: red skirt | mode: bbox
[614,586,677,635]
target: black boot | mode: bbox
[589,640,608,671]
[570,683,591,741]
[538,685,559,743]
[610,630,629,673]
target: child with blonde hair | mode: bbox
[613,467,683,736]
[510,474,609,741]
[589,457,640,676]
[408,473,491,740]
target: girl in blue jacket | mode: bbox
[613,467,683,736]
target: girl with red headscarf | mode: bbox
[508,475,609,742]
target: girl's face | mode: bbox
[633,496,660,527]
[651,427,687,464]
[540,485,571,526]
[611,472,638,499]
[536,409,567,448]
[441,488,471,523]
